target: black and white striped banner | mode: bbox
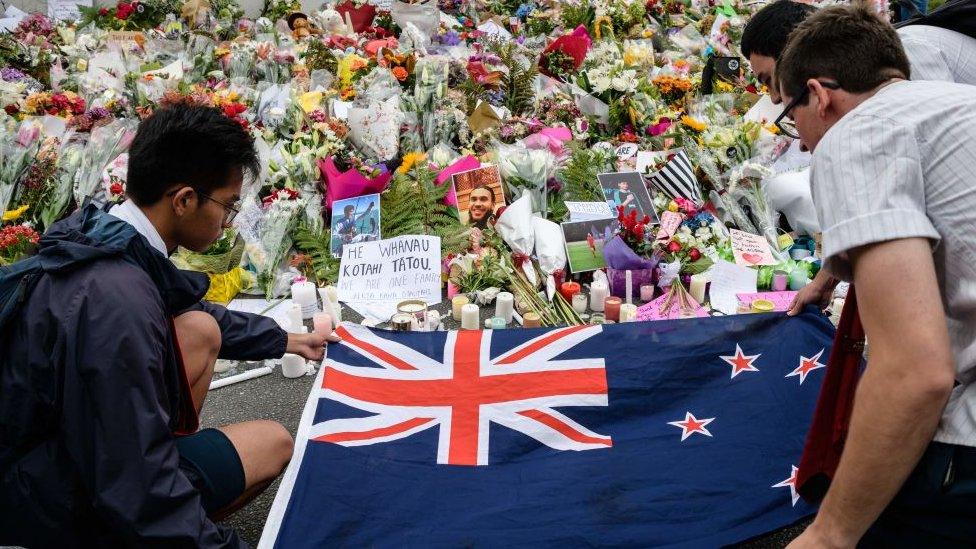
[648,150,703,205]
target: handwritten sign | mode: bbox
[656,210,684,240]
[48,0,91,21]
[337,235,441,305]
[708,259,758,315]
[735,291,798,313]
[615,143,639,160]
[729,228,778,267]
[106,30,145,47]
[637,292,708,321]
[565,201,614,222]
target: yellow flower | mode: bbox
[681,115,707,132]
[298,91,323,113]
[397,152,427,174]
[667,201,679,213]
[3,204,30,222]
[715,80,734,93]
[764,123,781,135]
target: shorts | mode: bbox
[175,428,246,515]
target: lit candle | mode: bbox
[461,303,480,330]
[625,270,633,304]
[619,303,638,322]
[640,283,654,302]
[452,295,470,321]
[689,274,707,304]
[559,281,581,302]
[286,304,303,333]
[291,280,318,319]
[489,317,506,330]
[312,312,332,336]
[281,353,306,379]
[590,281,609,312]
[572,293,588,314]
[495,292,514,323]
[604,296,622,322]
[523,312,542,328]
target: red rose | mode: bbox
[689,248,702,261]
[667,240,682,253]
[3,104,18,115]
[115,2,134,19]
[632,224,645,238]
[110,182,124,196]
[99,7,109,15]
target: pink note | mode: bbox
[656,211,684,241]
[735,291,798,312]
[636,292,709,321]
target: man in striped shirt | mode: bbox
[775,4,976,546]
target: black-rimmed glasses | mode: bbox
[774,81,842,139]
[198,192,240,225]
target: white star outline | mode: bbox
[772,465,800,506]
[667,411,716,442]
[785,348,827,385]
[719,343,761,379]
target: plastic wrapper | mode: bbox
[603,235,658,298]
[414,56,449,112]
[256,83,292,129]
[495,141,555,216]
[37,132,85,230]
[73,119,136,206]
[0,126,39,213]
[494,194,536,286]
[317,156,393,209]
[171,233,246,274]
[235,196,304,298]
[391,0,439,39]
[347,95,403,162]
[532,216,566,299]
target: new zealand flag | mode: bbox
[261,311,833,548]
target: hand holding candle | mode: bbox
[286,330,341,362]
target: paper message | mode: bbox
[565,201,614,222]
[708,259,758,315]
[729,228,778,266]
[656,211,683,240]
[615,143,638,160]
[332,99,351,120]
[637,293,708,321]
[48,0,92,21]
[735,291,798,313]
[636,150,666,174]
[337,235,441,306]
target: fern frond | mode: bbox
[492,42,539,116]
[558,144,612,203]
[292,223,341,286]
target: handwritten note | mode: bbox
[636,150,667,174]
[637,292,708,321]
[337,235,441,305]
[729,228,778,267]
[48,0,91,21]
[565,201,614,222]
[708,259,758,315]
[735,291,798,312]
[615,143,639,160]
[656,211,684,240]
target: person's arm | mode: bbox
[899,33,955,82]
[787,269,838,316]
[789,238,955,547]
[192,301,339,362]
[63,271,242,548]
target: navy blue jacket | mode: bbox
[0,206,288,548]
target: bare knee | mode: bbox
[263,420,294,473]
[175,310,221,358]
[220,420,294,487]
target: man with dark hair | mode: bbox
[467,185,497,229]
[775,4,976,546]
[0,104,336,547]
[741,0,818,102]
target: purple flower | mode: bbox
[0,67,26,82]
[438,30,461,46]
[89,107,111,119]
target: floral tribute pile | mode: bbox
[0,0,841,323]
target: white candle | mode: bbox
[461,303,480,330]
[452,295,470,321]
[572,293,588,314]
[318,286,342,323]
[590,281,608,312]
[619,303,638,322]
[286,304,303,333]
[689,274,707,304]
[281,353,307,378]
[495,292,514,323]
[313,313,332,336]
[625,270,633,304]
[426,310,441,331]
[292,281,318,319]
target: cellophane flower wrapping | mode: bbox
[318,155,393,209]
[495,193,537,286]
[72,118,136,206]
[348,94,403,162]
[0,126,40,213]
[37,132,85,230]
[532,215,566,299]
[603,235,658,298]
[391,0,439,39]
[236,194,304,298]
[495,141,555,215]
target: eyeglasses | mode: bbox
[198,192,241,225]
[774,80,842,139]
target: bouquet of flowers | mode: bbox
[0,224,40,266]
[539,25,591,82]
[0,125,41,214]
[73,119,136,206]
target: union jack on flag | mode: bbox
[262,312,836,548]
[310,323,612,466]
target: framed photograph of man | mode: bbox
[330,193,381,257]
[451,165,506,229]
[597,171,657,222]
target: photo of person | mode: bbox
[330,193,381,257]
[561,218,620,273]
[452,165,506,229]
[597,171,657,222]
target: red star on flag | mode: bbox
[786,349,826,385]
[719,344,761,379]
[668,412,715,441]
[772,465,800,506]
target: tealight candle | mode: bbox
[523,312,542,328]
[452,295,470,321]
[572,293,588,314]
[689,274,707,304]
[489,317,506,330]
[640,283,655,302]
[281,353,306,379]
[619,303,638,322]
[461,303,480,330]
[559,281,581,302]
[291,280,318,319]
[772,270,789,292]
[397,299,428,331]
[286,303,303,333]
[590,281,609,312]
[495,292,514,323]
[604,296,622,322]
[312,312,332,336]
